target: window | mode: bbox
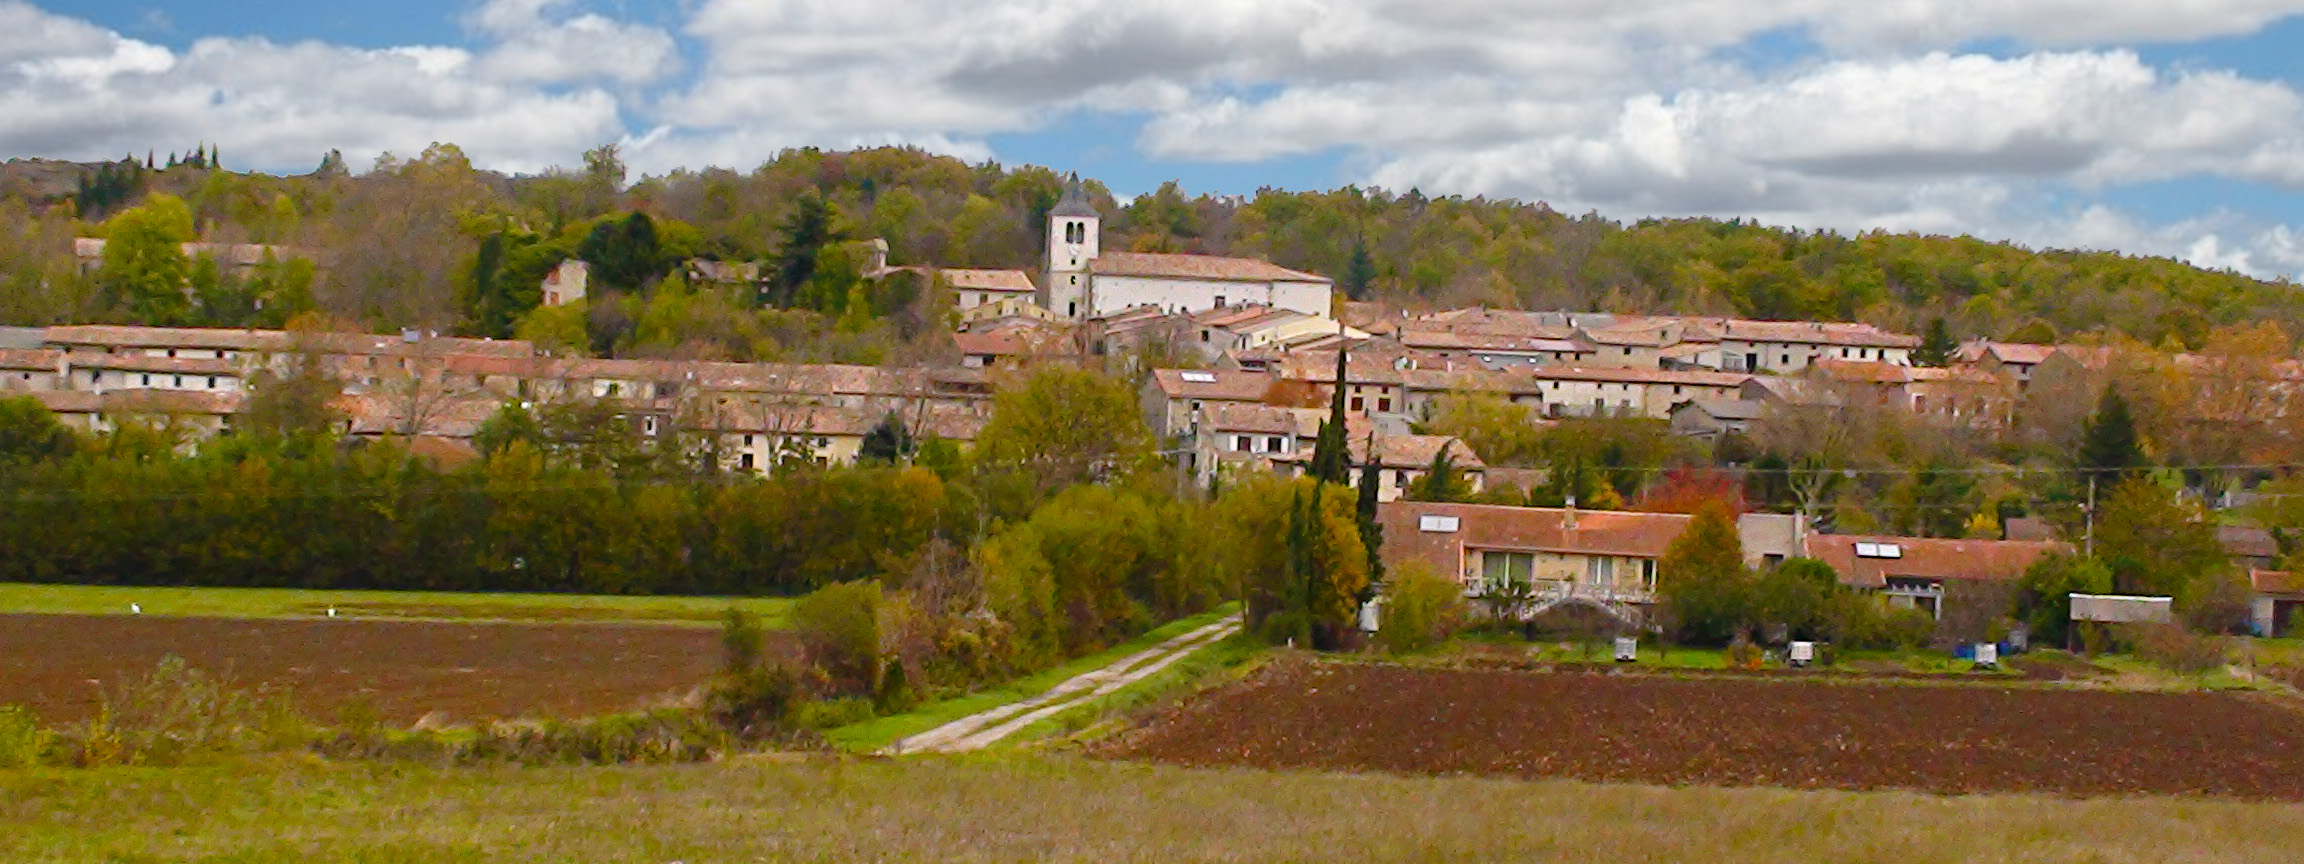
[1067,302,1077,317]
[1640,559,1658,589]
[1377,397,1392,413]
[1394,469,1408,486]
[1201,329,1211,343]
[1234,435,1253,452]
[1350,396,1365,412]
[1781,353,1791,366]
[1855,542,1904,559]
[1180,371,1217,383]
[1483,551,1535,585]
[172,375,183,388]
[1418,514,1460,533]
[141,374,151,386]
[642,416,659,436]
[1267,435,1286,452]
[605,382,621,397]
[744,434,756,447]
[1587,556,1616,586]
[1214,296,1227,307]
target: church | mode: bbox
[1040,186,1336,322]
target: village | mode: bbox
[6,188,2300,646]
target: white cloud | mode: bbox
[5,0,2303,278]
[0,2,627,173]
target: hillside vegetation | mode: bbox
[2,146,2288,353]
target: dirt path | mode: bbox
[892,614,1241,753]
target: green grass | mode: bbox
[824,605,1237,753]
[0,583,792,628]
[5,755,2304,862]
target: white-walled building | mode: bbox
[1042,185,1335,321]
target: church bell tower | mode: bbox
[1043,181,1099,320]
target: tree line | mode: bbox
[4,144,2292,353]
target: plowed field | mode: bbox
[1109,660,2304,799]
[0,614,728,724]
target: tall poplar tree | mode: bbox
[1308,345,1351,484]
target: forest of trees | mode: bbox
[3,144,2293,357]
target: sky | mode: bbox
[8,1,2304,281]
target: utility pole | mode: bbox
[2084,474,2097,558]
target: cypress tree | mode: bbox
[1343,240,1376,301]
[1915,318,1957,367]
[1355,433,1384,588]
[1309,344,1351,484]
[2078,387,2144,486]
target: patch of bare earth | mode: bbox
[1105,659,2304,799]
[0,613,751,725]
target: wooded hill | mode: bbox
[2,145,2291,354]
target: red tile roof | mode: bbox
[1092,252,1329,284]
[939,268,1037,292]
[1802,534,2067,589]
[1147,368,1278,402]
[1378,502,1693,580]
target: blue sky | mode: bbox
[8,1,2304,278]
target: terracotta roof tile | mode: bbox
[1092,252,1330,284]
[1803,534,2066,589]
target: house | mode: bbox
[2220,525,2280,571]
[938,268,1039,312]
[32,388,244,442]
[1190,305,1369,357]
[1377,501,1689,620]
[1955,340,2059,386]
[541,259,588,307]
[1802,534,2066,617]
[713,403,878,472]
[73,238,294,274]
[1399,367,1547,422]
[1699,318,1918,373]
[1575,319,1698,369]
[953,327,1057,370]
[1140,367,1279,441]
[959,296,1063,329]
[63,352,243,394]
[1187,402,1320,484]
[1669,398,1764,441]
[1397,326,1595,370]
[1523,365,1752,419]
[1275,349,1410,420]
[1042,185,1334,320]
[0,349,64,392]
[1273,434,1486,503]
[2249,569,2304,636]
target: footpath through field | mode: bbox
[891,613,1242,753]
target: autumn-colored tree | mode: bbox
[1655,501,1752,645]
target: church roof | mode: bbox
[1091,252,1330,284]
[1051,184,1099,218]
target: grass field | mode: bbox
[0,583,792,628]
[824,605,1237,753]
[6,755,2303,862]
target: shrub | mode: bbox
[0,705,50,768]
[792,581,885,696]
[2117,623,2232,674]
[1376,562,1471,654]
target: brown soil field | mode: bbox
[0,614,734,725]
[1108,659,2304,800]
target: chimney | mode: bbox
[1563,494,1578,531]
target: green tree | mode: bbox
[1355,437,1385,587]
[1914,317,1958,366]
[791,580,884,696]
[1655,501,1753,645]
[238,349,344,442]
[858,412,915,464]
[578,212,668,293]
[1221,475,1368,648]
[1753,557,1838,641]
[2077,388,2145,486]
[1375,561,1467,653]
[97,194,197,324]
[1406,444,1469,502]
[1342,239,1377,300]
[2016,553,2112,647]
[474,401,547,458]
[1308,346,1351,484]
[974,366,1157,504]
[768,191,844,308]
[2092,478,2228,604]
[0,395,75,466]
